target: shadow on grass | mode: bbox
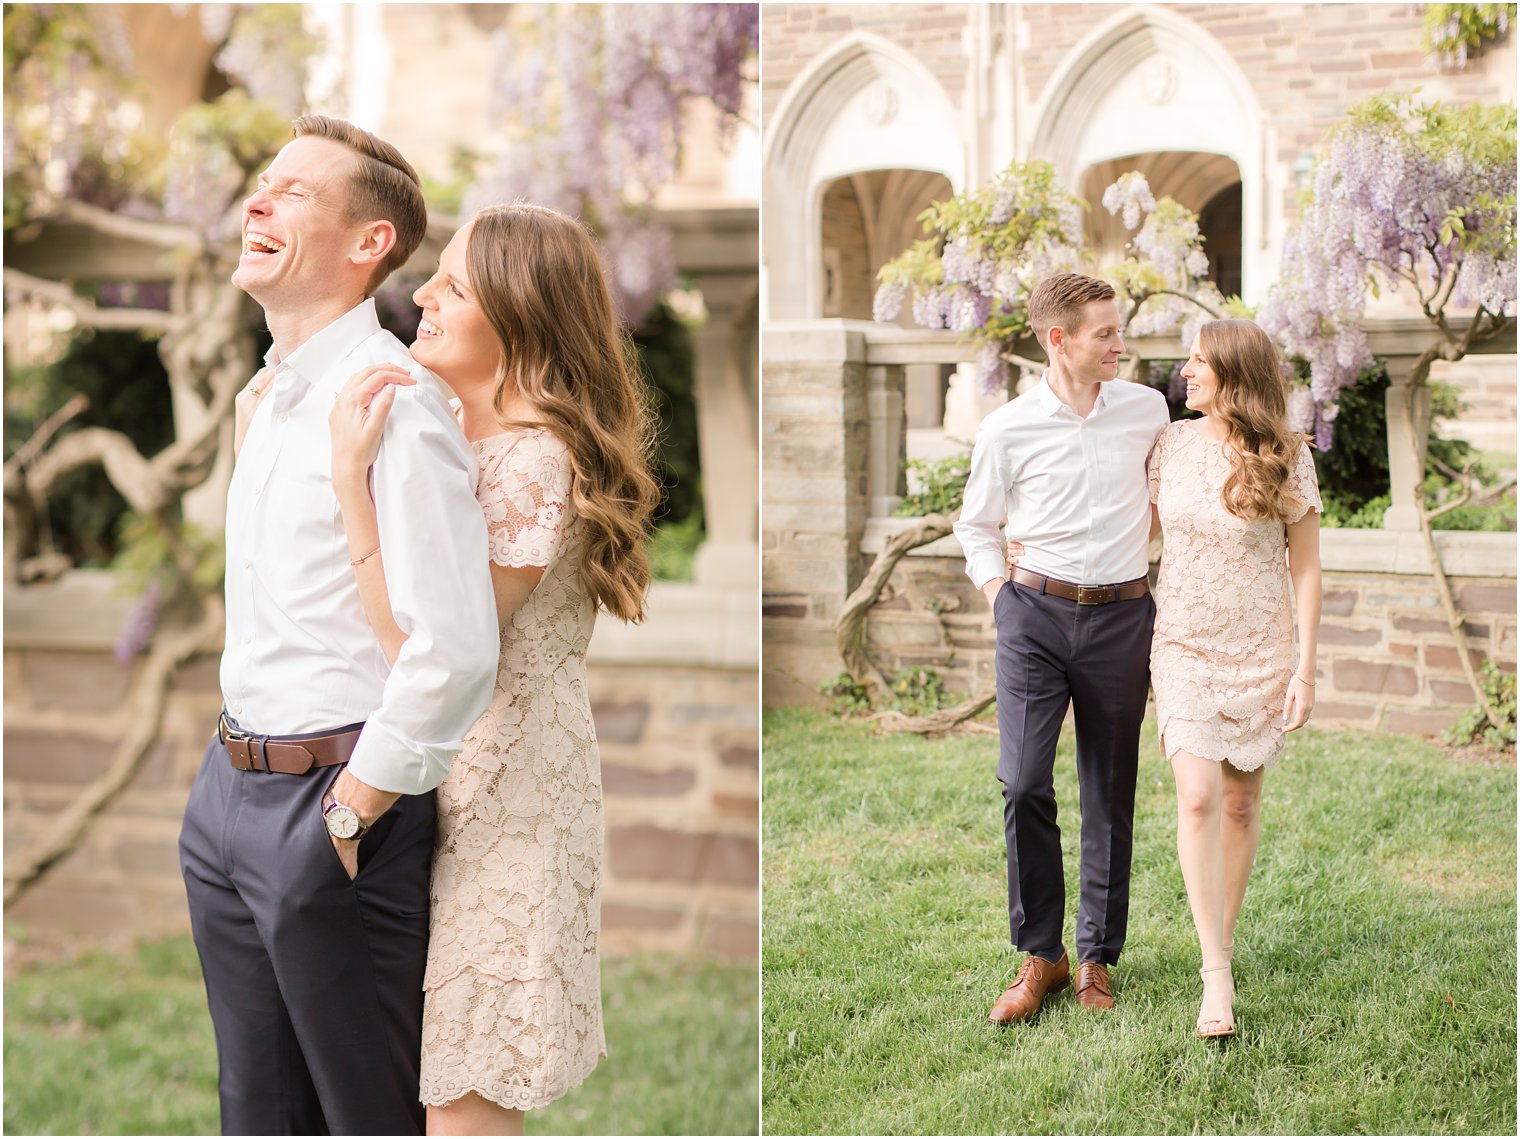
[762,709,1517,1136]
[4,937,758,1136]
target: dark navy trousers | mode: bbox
[179,732,435,1135]
[993,578,1154,965]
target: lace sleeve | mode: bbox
[1287,441,1323,522]
[1147,426,1170,504]
[477,431,573,568]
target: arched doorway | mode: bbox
[818,168,957,437]
[764,31,964,320]
[1079,152,1244,299]
[1030,7,1267,300]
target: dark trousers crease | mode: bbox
[993,580,1153,965]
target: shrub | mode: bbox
[893,450,971,517]
[1442,661,1518,749]
[818,667,959,718]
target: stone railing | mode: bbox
[845,318,1516,529]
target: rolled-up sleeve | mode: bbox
[344,387,498,794]
[953,421,1010,591]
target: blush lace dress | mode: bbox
[1147,421,1321,772]
[419,426,606,1111]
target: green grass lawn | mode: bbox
[4,939,757,1135]
[762,708,1516,1136]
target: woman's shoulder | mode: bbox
[1153,418,1194,451]
[475,425,572,487]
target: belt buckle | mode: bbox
[220,713,267,773]
[1076,584,1112,605]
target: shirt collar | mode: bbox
[1034,369,1111,418]
[262,298,382,390]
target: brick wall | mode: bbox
[761,3,973,119]
[765,4,1514,221]
[765,533,1517,739]
[3,574,758,959]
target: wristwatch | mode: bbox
[323,793,371,841]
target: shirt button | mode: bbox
[278,412,289,422]
[243,558,252,569]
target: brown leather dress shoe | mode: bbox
[1074,960,1114,1009]
[988,952,1070,1025]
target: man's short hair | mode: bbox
[291,115,427,296]
[1027,272,1117,349]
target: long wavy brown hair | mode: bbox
[466,204,661,622]
[1198,319,1310,523]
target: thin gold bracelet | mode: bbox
[1294,673,1316,686]
[350,545,382,567]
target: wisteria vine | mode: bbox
[874,164,1230,396]
[1257,94,1516,446]
[465,3,759,323]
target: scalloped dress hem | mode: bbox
[1159,714,1283,774]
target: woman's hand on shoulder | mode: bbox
[1005,539,1025,573]
[330,365,416,486]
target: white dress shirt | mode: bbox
[954,372,1171,590]
[222,299,499,794]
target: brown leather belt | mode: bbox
[1011,567,1150,605]
[219,711,363,774]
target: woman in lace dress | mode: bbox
[325,204,660,1133]
[1006,318,1321,1039]
[1148,319,1321,1038]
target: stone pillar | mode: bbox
[690,275,760,589]
[866,363,906,516]
[1382,366,1430,533]
[942,361,1007,439]
[761,320,873,702]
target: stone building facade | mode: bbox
[760,5,1517,729]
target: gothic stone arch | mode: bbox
[764,31,966,320]
[1029,5,1272,301]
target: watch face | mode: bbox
[326,804,362,840]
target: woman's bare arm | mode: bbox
[1282,509,1322,731]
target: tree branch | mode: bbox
[51,198,203,250]
[835,513,955,693]
[3,597,225,910]
[22,427,179,517]
[4,268,175,332]
[3,394,89,476]
[1147,287,1224,318]
[871,688,997,734]
[1405,399,1504,732]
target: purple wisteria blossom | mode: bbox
[115,581,163,664]
[469,4,758,324]
[1258,96,1515,429]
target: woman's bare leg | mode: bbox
[1170,748,1233,1030]
[1219,763,1265,954]
[427,1094,524,1136]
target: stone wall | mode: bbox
[1017,3,1514,216]
[761,3,973,120]
[764,4,1516,185]
[765,524,1518,739]
[4,573,758,959]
